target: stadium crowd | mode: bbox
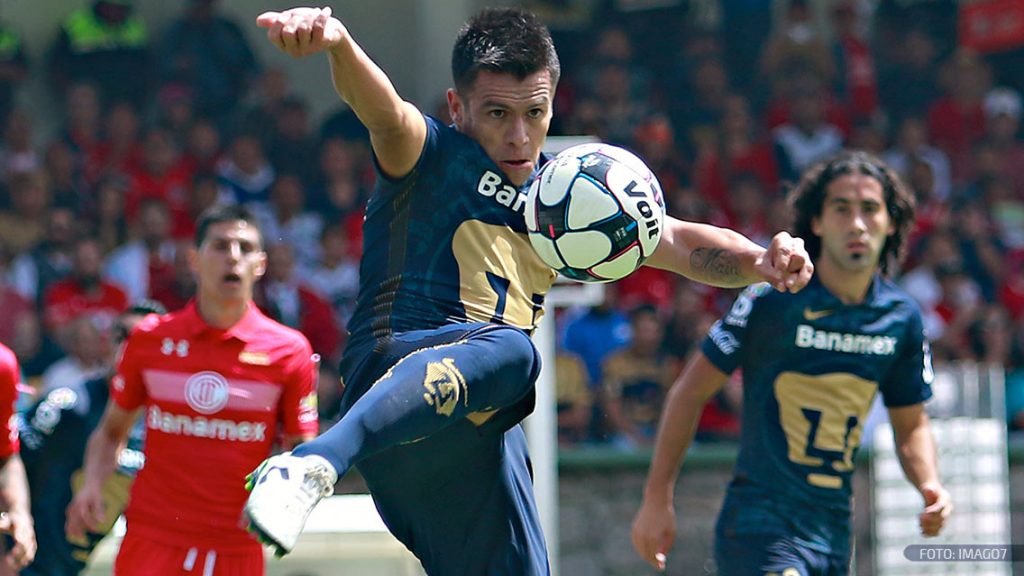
[0,0,1022,452]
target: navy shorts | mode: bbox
[714,486,852,576]
[340,323,549,576]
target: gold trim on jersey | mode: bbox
[451,220,556,332]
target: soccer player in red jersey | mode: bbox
[66,205,319,575]
[0,342,34,573]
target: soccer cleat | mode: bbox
[243,451,337,557]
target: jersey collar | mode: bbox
[182,300,263,341]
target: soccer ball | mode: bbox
[525,143,665,283]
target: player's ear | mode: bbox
[187,245,199,276]
[811,215,823,237]
[253,249,268,279]
[447,88,463,129]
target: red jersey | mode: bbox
[112,302,318,550]
[0,344,20,458]
[43,279,129,332]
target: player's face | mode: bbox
[448,70,554,187]
[811,174,894,274]
[191,220,266,302]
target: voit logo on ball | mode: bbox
[184,371,231,415]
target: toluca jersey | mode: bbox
[112,302,318,549]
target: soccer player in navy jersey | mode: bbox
[245,7,813,575]
[632,151,952,575]
[19,300,165,576]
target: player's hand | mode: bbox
[919,482,952,537]
[631,499,676,572]
[256,6,347,58]
[755,231,813,293]
[65,483,105,542]
[0,510,35,570]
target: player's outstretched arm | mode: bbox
[65,403,137,541]
[645,216,813,292]
[632,353,729,572]
[256,7,426,179]
[0,454,34,570]
[888,404,952,537]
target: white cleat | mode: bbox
[244,452,337,557]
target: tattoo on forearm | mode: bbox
[690,248,741,280]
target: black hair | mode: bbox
[193,204,263,248]
[787,150,916,276]
[451,7,560,94]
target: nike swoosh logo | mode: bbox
[803,307,835,321]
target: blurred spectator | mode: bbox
[216,133,275,208]
[181,117,223,175]
[671,57,731,150]
[0,170,50,255]
[772,75,844,182]
[759,0,834,88]
[38,314,110,395]
[42,237,127,342]
[257,174,323,272]
[9,207,75,310]
[267,96,319,186]
[104,199,176,303]
[0,13,27,128]
[981,87,1024,193]
[695,94,779,208]
[44,139,88,212]
[57,82,101,157]
[601,305,680,449]
[829,0,878,122]
[256,243,342,364]
[84,100,141,186]
[173,171,222,241]
[983,178,1024,257]
[722,172,772,247]
[901,230,964,339]
[966,305,1015,365]
[561,283,630,388]
[555,351,591,447]
[883,116,953,202]
[719,0,772,95]
[307,224,359,332]
[155,84,196,145]
[878,27,941,128]
[631,114,687,197]
[86,175,128,255]
[931,262,984,362]
[49,0,151,108]
[928,50,991,181]
[951,197,1004,301]
[238,67,290,142]
[1000,257,1024,321]
[0,241,34,356]
[149,240,195,312]
[162,0,259,119]
[125,126,195,232]
[661,281,715,360]
[0,108,40,182]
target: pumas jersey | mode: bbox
[111,302,318,549]
[702,275,933,511]
[346,115,557,351]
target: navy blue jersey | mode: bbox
[19,376,145,575]
[702,275,933,511]
[346,115,556,351]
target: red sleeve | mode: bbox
[0,347,20,457]
[279,337,319,438]
[111,328,149,411]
